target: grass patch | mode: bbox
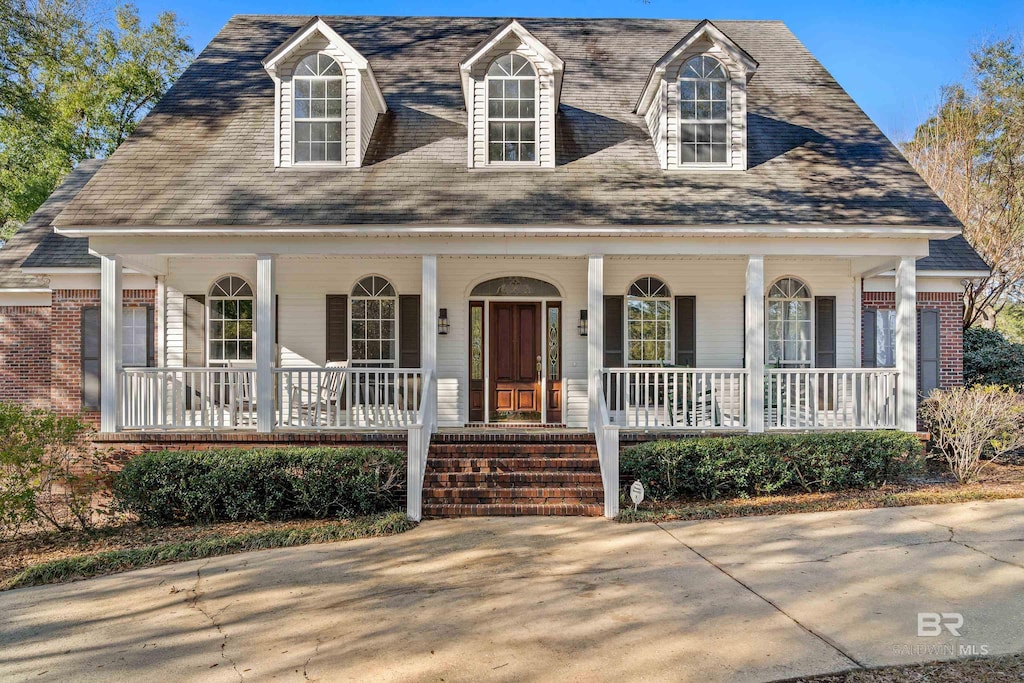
[2,512,415,591]
[782,653,1024,682]
[617,462,1024,523]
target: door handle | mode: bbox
[536,355,542,376]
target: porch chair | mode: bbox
[224,360,257,427]
[670,373,721,428]
[288,361,349,427]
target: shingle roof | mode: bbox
[919,235,988,272]
[0,160,102,288]
[54,15,962,229]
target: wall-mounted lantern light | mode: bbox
[578,309,588,336]
[437,308,450,335]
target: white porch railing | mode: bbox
[120,367,428,430]
[602,368,749,430]
[120,368,259,429]
[766,368,899,430]
[275,367,425,429]
[595,373,620,518]
[405,370,435,522]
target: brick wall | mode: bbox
[862,291,964,389]
[50,289,155,421]
[0,306,52,408]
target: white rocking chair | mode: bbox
[288,361,348,427]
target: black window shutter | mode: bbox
[399,295,421,368]
[814,296,836,368]
[919,309,941,398]
[862,309,877,368]
[184,294,206,367]
[81,306,101,410]
[146,305,156,367]
[674,296,696,367]
[603,296,624,367]
[326,295,348,362]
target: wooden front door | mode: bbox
[490,302,541,421]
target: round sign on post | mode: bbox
[629,480,645,510]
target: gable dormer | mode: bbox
[459,20,564,169]
[263,17,386,168]
[636,20,757,172]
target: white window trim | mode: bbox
[625,277,674,367]
[349,275,399,368]
[765,276,814,368]
[678,56,731,168]
[207,275,255,366]
[121,306,150,368]
[292,53,346,166]
[484,53,541,168]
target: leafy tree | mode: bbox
[902,38,1024,329]
[963,326,1024,389]
[0,0,192,232]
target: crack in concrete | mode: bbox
[655,523,865,670]
[187,560,243,681]
[907,512,1024,571]
[302,637,324,681]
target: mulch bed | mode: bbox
[783,653,1024,682]
[618,460,1024,523]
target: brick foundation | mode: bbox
[862,291,964,389]
[50,289,155,423]
[0,306,52,408]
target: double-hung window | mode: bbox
[626,277,673,366]
[486,53,537,163]
[679,55,729,164]
[293,53,344,163]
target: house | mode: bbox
[0,16,989,519]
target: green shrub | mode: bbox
[0,404,96,538]
[964,327,1024,389]
[621,431,924,501]
[113,447,406,524]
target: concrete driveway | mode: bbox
[1,500,1023,682]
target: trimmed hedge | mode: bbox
[621,431,924,501]
[113,447,405,524]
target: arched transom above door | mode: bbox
[470,276,561,298]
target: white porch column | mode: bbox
[421,255,438,428]
[256,254,276,433]
[100,254,123,433]
[745,255,765,433]
[896,256,917,431]
[587,255,604,433]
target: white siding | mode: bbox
[276,34,372,168]
[605,257,857,368]
[467,34,558,169]
[661,40,747,172]
[158,254,858,427]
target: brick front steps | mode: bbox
[423,432,604,517]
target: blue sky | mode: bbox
[131,0,1023,141]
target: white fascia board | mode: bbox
[458,19,564,110]
[87,234,934,259]
[874,269,990,279]
[636,19,758,114]
[263,18,369,72]
[56,224,962,240]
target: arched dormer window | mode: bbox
[627,277,672,366]
[486,54,537,163]
[766,277,812,368]
[679,55,728,164]
[293,53,344,163]
[208,275,254,363]
[351,276,397,367]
